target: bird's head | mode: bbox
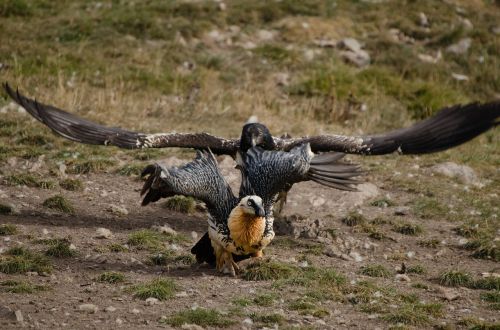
[239,196,265,217]
[240,123,276,152]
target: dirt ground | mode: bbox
[0,152,498,330]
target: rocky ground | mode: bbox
[0,151,499,329]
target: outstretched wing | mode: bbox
[3,83,239,155]
[141,150,238,223]
[238,144,362,212]
[276,102,500,155]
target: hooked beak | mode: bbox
[256,206,265,217]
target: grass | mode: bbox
[163,308,235,327]
[249,312,284,325]
[0,203,13,215]
[0,247,52,274]
[59,178,84,191]
[96,271,125,284]
[42,195,75,214]
[241,260,299,281]
[418,239,440,248]
[116,163,144,176]
[383,302,443,326]
[370,198,395,208]
[131,278,177,300]
[253,293,277,307]
[439,270,473,287]
[342,211,366,227]
[359,264,391,278]
[3,173,55,189]
[393,222,423,236]
[150,250,194,266]
[162,196,196,214]
[406,265,426,275]
[108,243,128,253]
[1,280,48,294]
[127,229,185,251]
[66,158,116,174]
[45,239,76,258]
[412,197,449,219]
[0,224,17,235]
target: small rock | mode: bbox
[256,29,275,41]
[325,246,343,258]
[311,196,326,207]
[340,50,370,68]
[104,306,117,312]
[190,231,198,241]
[107,204,128,216]
[78,304,98,313]
[131,308,140,314]
[460,18,473,30]
[314,38,337,48]
[145,298,159,306]
[26,271,38,276]
[339,38,362,52]
[492,26,500,36]
[418,51,442,64]
[394,206,410,216]
[151,225,177,236]
[438,287,460,301]
[431,162,482,187]
[274,72,290,87]
[349,251,363,262]
[419,12,429,27]
[242,318,253,328]
[406,251,415,259]
[115,318,124,325]
[298,261,308,268]
[15,310,23,323]
[42,228,49,235]
[446,38,471,55]
[395,274,411,282]
[451,73,469,81]
[95,228,112,239]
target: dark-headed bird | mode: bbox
[141,144,361,274]
[4,83,499,158]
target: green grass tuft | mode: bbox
[59,178,84,191]
[417,239,440,248]
[342,212,366,227]
[242,260,299,281]
[108,243,128,252]
[42,195,75,214]
[0,224,17,235]
[1,280,48,293]
[439,270,473,287]
[249,312,284,325]
[66,158,116,174]
[162,195,196,214]
[116,163,144,176]
[4,173,55,189]
[0,247,52,274]
[393,222,423,236]
[127,229,185,251]
[359,264,391,278]
[45,239,76,258]
[0,203,13,215]
[481,291,500,303]
[253,293,277,307]
[371,198,395,208]
[406,265,426,275]
[412,197,448,219]
[96,271,125,284]
[472,277,500,291]
[164,308,235,327]
[383,302,443,326]
[131,278,177,300]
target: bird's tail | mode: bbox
[140,164,174,206]
[307,153,363,191]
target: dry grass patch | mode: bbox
[0,224,17,235]
[163,308,235,327]
[96,271,125,284]
[1,280,48,294]
[162,195,197,214]
[0,247,52,274]
[131,278,177,300]
[59,178,84,191]
[42,195,75,214]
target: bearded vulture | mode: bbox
[141,144,361,275]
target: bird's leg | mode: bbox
[273,191,288,217]
[212,240,237,276]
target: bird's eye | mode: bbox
[247,201,252,206]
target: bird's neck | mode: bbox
[227,207,265,246]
